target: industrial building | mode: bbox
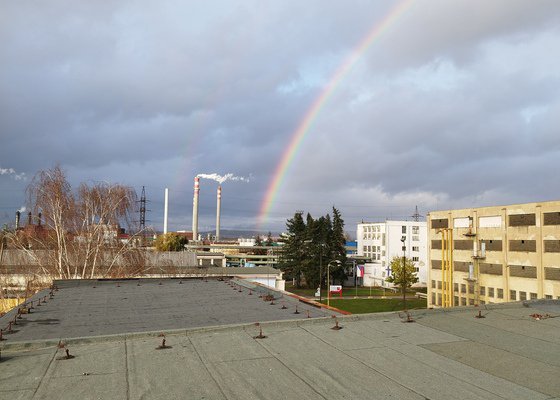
[356,220,428,287]
[428,200,560,308]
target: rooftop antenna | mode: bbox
[411,206,423,222]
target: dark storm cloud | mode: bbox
[1,0,560,233]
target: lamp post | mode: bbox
[401,235,407,311]
[304,240,324,303]
[319,245,323,303]
[327,260,342,307]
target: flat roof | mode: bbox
[1,288,560,399]
[0,278,334,342]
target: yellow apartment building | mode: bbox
[428,200,560,307]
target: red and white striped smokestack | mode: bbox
[216,185,221,241]
[192,177,200,241]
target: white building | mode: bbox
[356,220,428,287]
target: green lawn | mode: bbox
[321,298,427,314]
[285,283,415,298]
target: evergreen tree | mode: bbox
[265,231,274,246]
[254,234,263,246]
[278,212,306,287]
[329,207,348,285]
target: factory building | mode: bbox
[427,200,560,308]
[356,220,428,287]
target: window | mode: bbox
[363,246,367,253]
[431,280,436,288]
[412,256,419,262]
[480,286,485,296]
[545,295,553,299]
[412,226,419,234]
[480,300,486,305]
[461,284,466,293]
[497,288,503,299]
[431,293,436,305]
[402,226,407,234]
[437,281,442,289]
[454,283,458,292]
[530,292,537,300]
[437,293,442,305]
[488,287,494,298]
[454,296,459,305]
[412,246,419,252]
[519,291,527,301]
[469,298,475,305]
[402,246,406,251]
[412,236,420,241]
[510,290,516,301]
[461,297,466,306]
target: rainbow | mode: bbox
[257,0,415,228]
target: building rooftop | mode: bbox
[0,277,332,342]
[1,281,560,399]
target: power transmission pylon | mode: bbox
[411,206,423,222]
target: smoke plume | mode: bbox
[196,173,251,184]
[0,167,26,180]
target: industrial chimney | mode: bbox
[27,211,32,226]
[37,212,42,226]
[192,177,200,241]
[15,211,20,229]
[216,185,221,241]
[163,188,169,234]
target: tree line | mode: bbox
[279,207,347,289]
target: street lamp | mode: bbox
[304,240,325,303]
[401,235,407,311]
[327,260,342,307]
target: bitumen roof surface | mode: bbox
[1,281,560,400]
[0,278,338,342]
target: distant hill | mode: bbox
[199,229,282,239]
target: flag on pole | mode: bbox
[356,265,364,278]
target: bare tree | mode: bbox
[8,166,146,280]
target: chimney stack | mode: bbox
[27,212,32,226]
[216,185,221,241]
[37,212,42,226]
[163,188,169,234]
[192,177,200,241]
[15,211,20,229]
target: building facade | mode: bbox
[428,200,560,308]
[356,220,428,287]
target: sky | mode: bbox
[1,0,560,236]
